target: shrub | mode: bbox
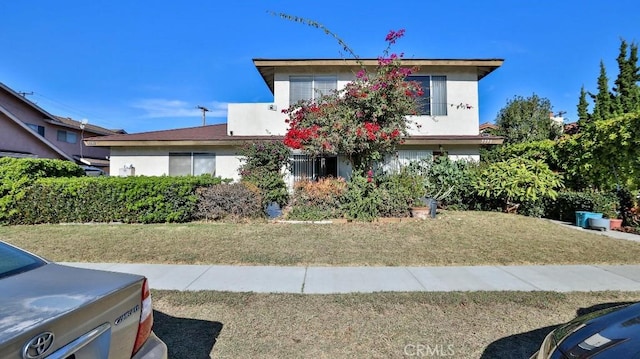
[481,140,559,170]
[238,141,290,209]
[0,158,85,223]
[340,172,381,221]
[392,156,478,210]
[10,175,224,224]
[543,190,618,222]
[194,183,263,221]
[616,188,638,227]
[0,157,85,180]
[473,158,563,214]
[286,178,346,220]
[376,179,412,217]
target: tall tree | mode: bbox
[591,61,614,121]
[613,40,640,113]
[495,94,560,144]
[577,85,589,122]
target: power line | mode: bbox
[30,92,120,129]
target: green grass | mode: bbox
[151,290,640,358]
[2,211,640,266]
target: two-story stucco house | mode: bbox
[86,58,504,183]
[0,82,125,174]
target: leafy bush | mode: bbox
[392,156,478,210]
[376,179,412,217]
[543,190,618,222]
[481,140,559,170]
[10,175,224,224]
[0,158,85,223]
[339,172,382,221]
[0,157,85,179]
[194,183,263,221]
[238,141,290,208]
[286,178,346,220]
[473,158,563,214]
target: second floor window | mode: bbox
[410,76,448,116]
[289,76,337,105]
[27,123,45,136]
[57,130,77,143]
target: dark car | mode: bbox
[531,302,640,358]
[0,241,168,358]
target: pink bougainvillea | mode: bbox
[282,29,421,170]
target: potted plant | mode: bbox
[410,186,454,219]
[603,205,622,230]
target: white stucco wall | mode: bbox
[227,67,480,137]
[227,103,288,136]
[109,146,243,181]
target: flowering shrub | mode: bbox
[282,29,421,171]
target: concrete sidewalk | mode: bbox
[62,221,640,294]
[61,262,640,294]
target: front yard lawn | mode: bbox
[2,211,639,266]
[152,290,640,359]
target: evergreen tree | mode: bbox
[626,42,640,111]
[577,85,589,122]
[613,40,640,114]
[591,61,614,121]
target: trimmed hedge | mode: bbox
[10,175,225,224]
[0,158,85,223]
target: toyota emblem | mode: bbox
[22,332,54,359]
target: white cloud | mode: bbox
[131,99,227,119]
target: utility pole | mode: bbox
[196,105,210,126]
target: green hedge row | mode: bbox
[544,190,619,222]
[9,176,226,224]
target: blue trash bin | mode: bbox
[575,211,589,227]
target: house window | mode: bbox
[56,130,77,143]
[292,155,338,181]
[169,152,216,176]
[27,123,45,136]
[383,150,430,173]
[409,76,447,116]
[289,76,337,105]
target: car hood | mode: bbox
[0,263,143,344]
[554,302,640,358]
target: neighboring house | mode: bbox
[86,58,504,184]
[0,82,124,174]
[563,121,579,135]
[479,122,499,134]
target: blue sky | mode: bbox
[1,1,638,133]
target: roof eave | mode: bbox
[253,58,505,93]
[86,135,503,147]
[402,136,504,145]
[84,137,285,147]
